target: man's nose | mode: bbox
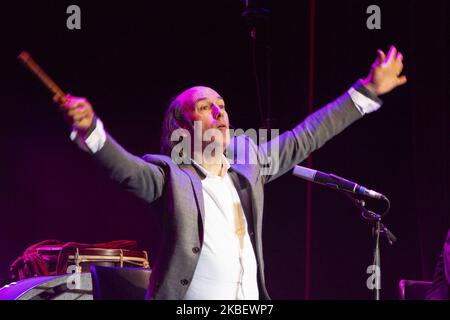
[211,104,223,119]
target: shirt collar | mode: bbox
[191,154,231,178]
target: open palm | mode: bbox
[364,46,407,96]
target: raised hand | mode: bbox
[363,46,407,96]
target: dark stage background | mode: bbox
[0,0,449,299]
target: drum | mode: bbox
[2,247,150,300]
[37,246,150,274]
[0,273,93,300]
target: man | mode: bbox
[61,46,406,300]
[426,228,450,300]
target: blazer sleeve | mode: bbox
[91,133,166,204]
[258,81,378,184]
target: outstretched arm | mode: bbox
[59,96,166,203]
[259,46,407,184]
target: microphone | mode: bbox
[292,165,386,200]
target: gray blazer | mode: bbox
[91,81,379,300]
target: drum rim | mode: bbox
[37,247,148,258]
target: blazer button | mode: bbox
[180,279,189,286]
[192,247,200,254]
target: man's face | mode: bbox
[177,86,231,152]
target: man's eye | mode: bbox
[200,105,209,111]
[218,105,225,109]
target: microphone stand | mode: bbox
[344,193,397,300]
[242,1,273,132]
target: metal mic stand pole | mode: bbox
[373,216,382,300]
[345,194,397,300]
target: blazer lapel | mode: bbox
[179,164,206,228]
[229,164,259,231]
[228,170,253,225]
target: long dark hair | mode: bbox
[160,95,192,156]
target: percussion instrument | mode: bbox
[36,246,150,275]
[0,273,93,300]
[3,246,150,300]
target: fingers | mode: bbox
[73,113,88,123]
[387,45,397,63]
[63,106,88,126]
[385,45,406,78]
[60,96,92,123]
[67,107,88,118]
[60,95,90,110]
[377,50,386,64]
[394,49,405,78]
